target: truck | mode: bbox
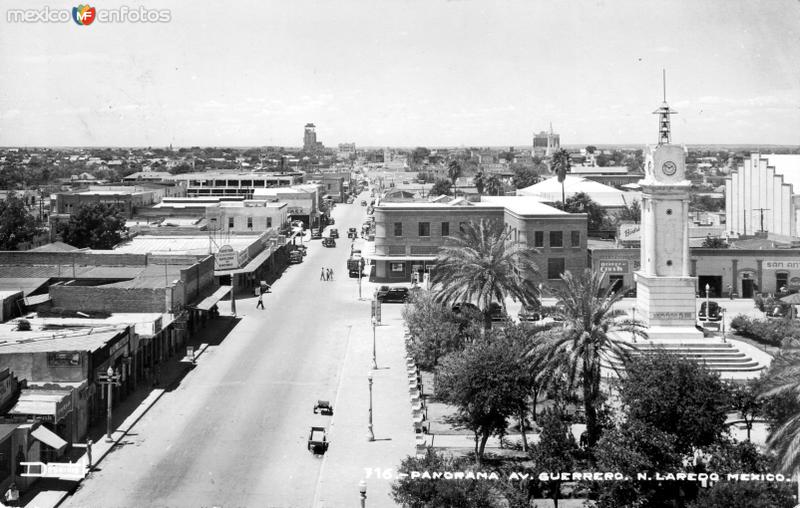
[347,255,365,278]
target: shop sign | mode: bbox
[46,351,80,368]
[21,461,85,479]
[764,260,800,270]
[55,395,73,423]
[617,222,641,242]
[216,245,238,270]
[599,260,630,273]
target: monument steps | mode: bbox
[605,341,768,374]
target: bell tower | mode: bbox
[634,72,701,338]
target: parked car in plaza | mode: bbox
[311,229,322,240]
[329,228,339,238]
[377,287,409,303]
[698,301,721,321]
[375,285,391,300]
[518,304,542,322]
[347,227,358,239]
[322,237,336,248]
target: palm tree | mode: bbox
[473,170,486,195]
[530,269,646,447]
[760,345,800,474]
[431,218,541,331]
[447,159,462,196]
[551,149,571,205]
[485,175,503,196]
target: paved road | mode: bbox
[64,196,372,508]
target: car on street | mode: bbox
[329,228,339,238]
[288,250,303,264]
[347,227,358,239]
[518,304,542,322]
[346,197,354,204]
[361,200,367,206]
[698,301,721,321]
[377,287,409,303]
[322,237,336,248]
[375,285,390,299]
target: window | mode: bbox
[247,216,253,229]
[571,231,580,247]
[547,258,566,279]
[419,222,430,237]
[228,217,235,229]
[550,231,563,247]
[534,231,544,247]
[390,262,405,273]
[394,222,403,236]
[267,217,272,228]
[441,222,449,237]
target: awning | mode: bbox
[190,285,231,311]
[365,255,437,262]
[8,390,73,424]
[31,426,67,453]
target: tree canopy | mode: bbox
[429,179,453,197]
[0,195,43,250]
[552,192,607,232]
[59,202,128,249]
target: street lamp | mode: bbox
[705,283,711,321]
[97,366,121,442]
[371,317,378,370]
[359,479,367,508]
[367,372,375,442]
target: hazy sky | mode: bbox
[1,0,798,147]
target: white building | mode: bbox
[725,153,800,238]
[205,200,287,234]
[516,175,640,212]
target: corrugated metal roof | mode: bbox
[0,329,123,353]
[113,235,260,255]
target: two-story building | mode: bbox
[170,172,305,198]
[371,196,587,283]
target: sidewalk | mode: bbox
[312,302,416,508]
[19,316,235,508]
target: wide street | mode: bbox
[64,194,381,507]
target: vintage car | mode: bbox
[308,426,329,455]
[322,237,336,248]
[313,400,334,416]
[329,228,339,238]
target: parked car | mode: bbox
[311,229,322,240]
[698,301,721,321]
[288,250,303,264]
[346,197,354,204]
[329,228,339,238]
[361,200,367,206]
[348,227,358,239]
[377,287,409,303]
[518,305,542,322]
[488,302,509,323]
[328,218,335,225]
[322,237,336,248]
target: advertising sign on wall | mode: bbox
[216,245,238,270]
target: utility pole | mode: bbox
[755,207,770,232]
[96,367,121,442]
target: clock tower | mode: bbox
[634,88,701,338]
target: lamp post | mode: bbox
[631,305,637,343]
[359,479,367,508]
[721,307,727,342]
[367,372,375,442]
[371,317,378,370]
[97,366,121,442]
[705,283,710,321]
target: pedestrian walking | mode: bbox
[320,267,325,281]
[727,283,733,300]
[4,482,18,507]
[327,268,333,281]
[256,292,264,309]
[86,439,93,471]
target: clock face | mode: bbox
[662,161,677,176]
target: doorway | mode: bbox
[698,276,722,297]
[741,279,754,298]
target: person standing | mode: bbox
[727,283,733,300]
[327,268,333,281]
[86,439,93,471]
[320,267,325,281]
[256,291,264,309]
[5,482,19,507]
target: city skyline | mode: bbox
[1,0,798,147]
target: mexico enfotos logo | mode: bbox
[6,4,171,24]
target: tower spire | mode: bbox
[652,69,677,145]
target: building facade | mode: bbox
[725,153,800,238]
[532,126,560,158]
[170,172,305,198]
[371,197,587,283]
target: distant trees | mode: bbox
[447,160,462,194]
[0,195,43,250]
[701,235,728,248]
[59,203,128,249]
[429,179,452,197]
[511,165,540,189]
[616,199,641,223]
[484,175,503,196]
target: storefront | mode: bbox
[7,390,71,462]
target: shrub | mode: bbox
[15,319,31,331]
[729,315,800,347]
